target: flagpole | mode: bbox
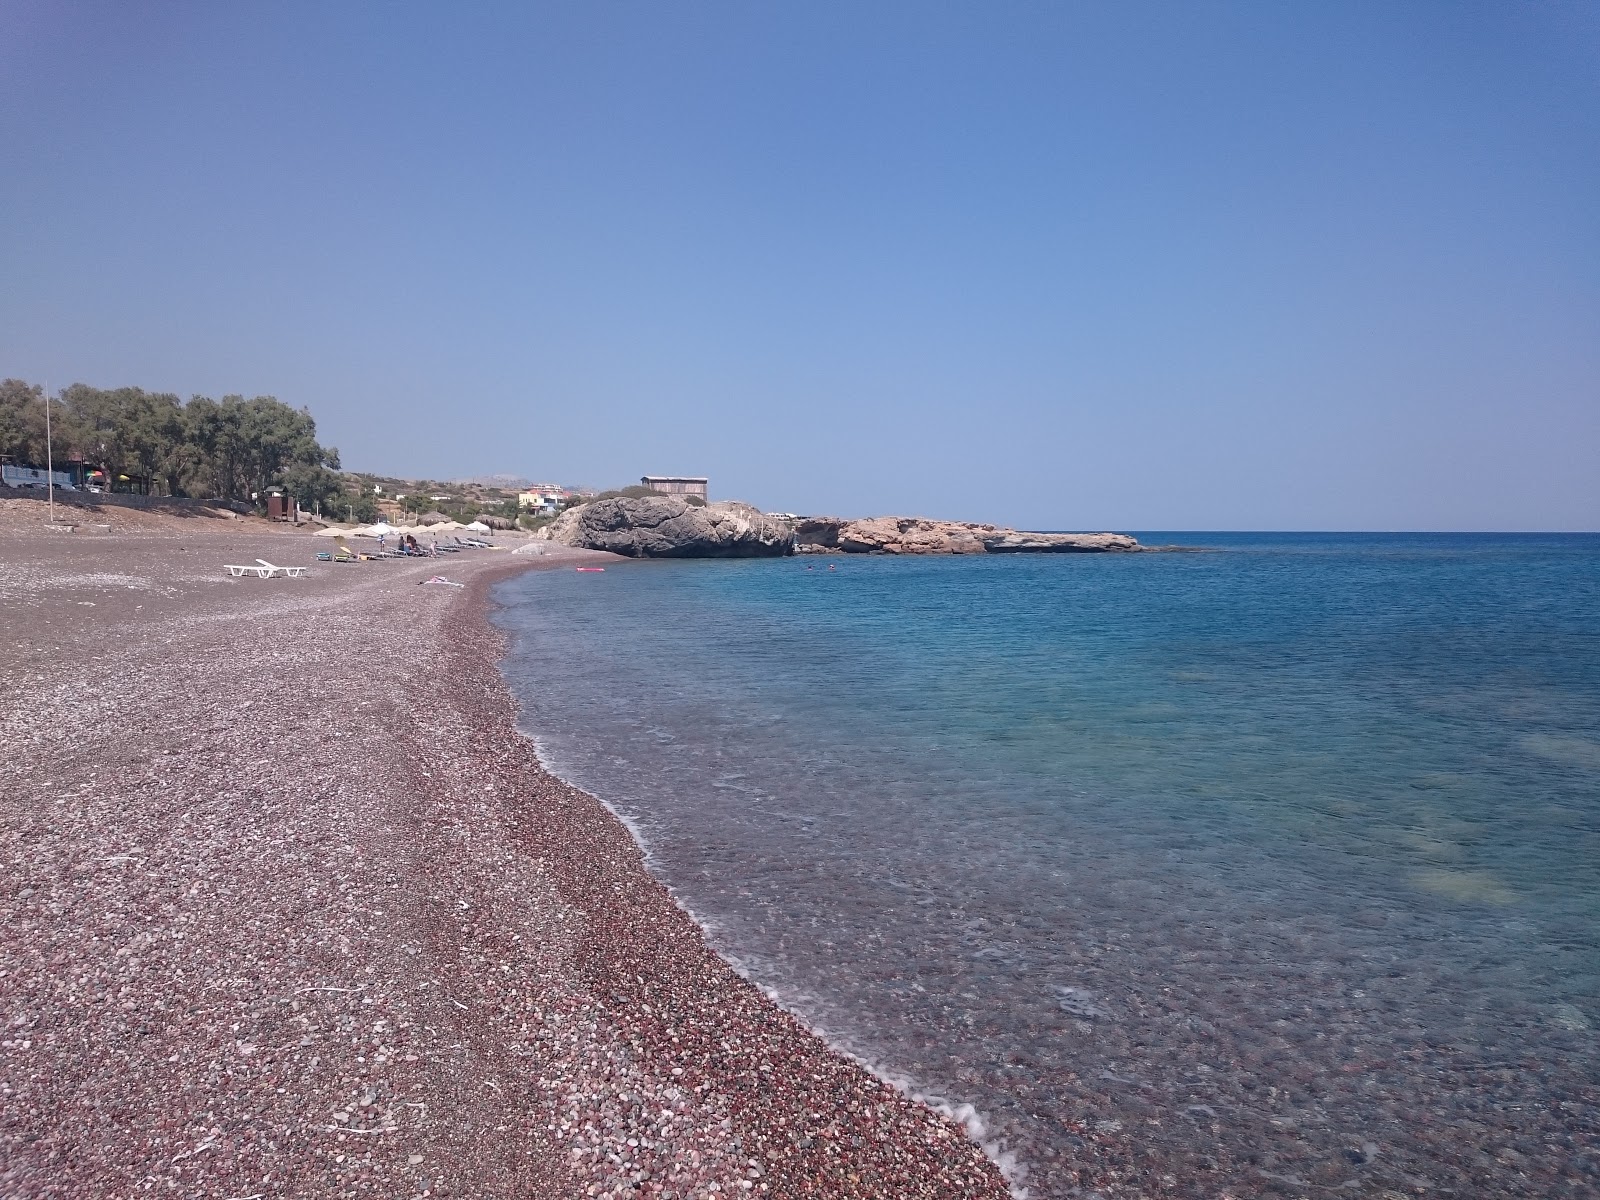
[44,380,54,524]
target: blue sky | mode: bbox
[2,2,1596,529]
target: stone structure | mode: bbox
[640,476,709,500]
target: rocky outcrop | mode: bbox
[839,517,992,555]
[534,495,795,558]
[981,530,1139,553]
[795,516,1139,555]
[537,499,1138,558]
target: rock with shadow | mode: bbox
[534,495,796,558]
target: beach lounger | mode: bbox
[256,559,308,578]
[323,538,363,564]
[224,564,272,578]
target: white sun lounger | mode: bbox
[256,559,308,578]
[224,564,272,578]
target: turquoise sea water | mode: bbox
[494,534,1600,1197]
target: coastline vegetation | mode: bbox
[0,378,343,512]
[2,377,657,527]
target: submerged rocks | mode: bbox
[981,530,1140,553]
[796,515,1140,555]
[535,495,795,558]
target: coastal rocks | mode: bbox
[837,516,992,555]
[537,499,1140,558]
[791,516,845,551]
[982,530,1140,553]
[795,515,1141,555]
[535,495,795,558]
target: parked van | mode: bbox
[1,464,77,490]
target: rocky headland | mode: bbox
[795,515,1139,555]
[535,494,1141,558]
[533,495,794,558]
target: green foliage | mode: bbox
[344,493,380,523]
[0,379,49,464]
[0,379,340,504]
[280,462,347,516]
[584,484,664,504]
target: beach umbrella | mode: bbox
[464,520,491,533]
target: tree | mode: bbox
[63,384,133,488]
[180,393,339,502]
[343,492,379,523]
[5,377,346,510]
[280,462,346,517]
[0,379,49,464]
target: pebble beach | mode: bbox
[0,502,1010,1200]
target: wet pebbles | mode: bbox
[0,523,1008,1199]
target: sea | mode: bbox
[492,533,1600,1198]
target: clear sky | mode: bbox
[2,2,1596,530]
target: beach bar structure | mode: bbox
[641,475,708,500]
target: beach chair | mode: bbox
[224,564,272,578]
[256,559,308,578]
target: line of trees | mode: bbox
[0,379,345,512]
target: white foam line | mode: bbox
[509,715,1031,1197]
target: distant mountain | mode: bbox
[456,473,534,489]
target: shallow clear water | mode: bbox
[494,534,1600,1197]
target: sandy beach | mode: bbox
[0,500,1009,1200]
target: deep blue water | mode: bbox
[494,534,1600,1198]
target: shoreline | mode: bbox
[481,565,1024,1188]
[0,511,1010,1199]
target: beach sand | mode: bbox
[0,503,1010,1199]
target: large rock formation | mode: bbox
[795,516,1139,555]
[534,495,795,558]
[536,498,1139,559]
